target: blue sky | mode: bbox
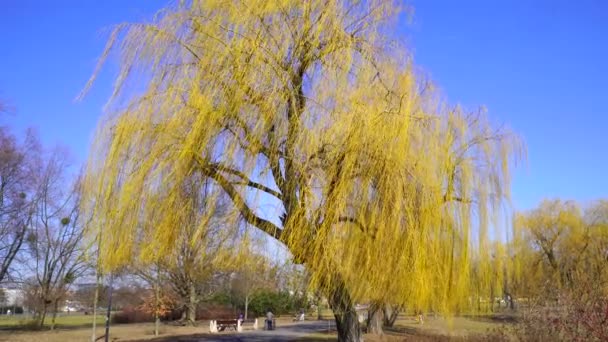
[1,0,606,212]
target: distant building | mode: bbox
[0,286,24,307]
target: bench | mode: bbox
[210,319,238,332]
[209,318,258,333]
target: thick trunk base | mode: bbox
[334,310,363,342]
[328,284,363,342]
[187,282,196,325]
[367,304,383,335]
[382,304,400,327]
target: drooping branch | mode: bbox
[193,157,283,240]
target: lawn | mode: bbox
[0,322,205,342]
[392,316,503,337]
[0,312,106,329]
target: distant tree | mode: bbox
[132,263,176,335]
[512,199,608,298]
[0,127,40,283]
[26,150,88,329]
[70,284,108,311]
[137,285,177,330]
[230,253,279,319]
[279,262,312,312]
[504,199,608,341]
[111,283,148,310]
[0,287,6,306]
[161,180,236,325]
[106,175,238,326]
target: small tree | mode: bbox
[133,263,175,335]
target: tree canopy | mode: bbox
[82,0,520,339]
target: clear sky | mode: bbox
[1,0,606,211]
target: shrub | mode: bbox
[487,286,608,342]
[195,304,234,319]
[111,306,155,324]
[17,319,42,330]
[246,290,300,317]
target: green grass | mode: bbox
[0,313,106,329]
[390,315,512,338]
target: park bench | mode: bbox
[210,319,238,332]
[209,318,258,333]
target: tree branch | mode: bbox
[208,162,282,200]
[192,156,283,241]
[338,216,376,239]
[443,194,473,204]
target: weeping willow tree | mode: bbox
[81,1,519,340]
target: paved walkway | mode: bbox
[180,320,336,342]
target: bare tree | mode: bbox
[131,263,166,336]
[27,150,88,329]
[231,254,279,320]
[164,179,234,325]
[128,175,236,326]
[0,127,40,283]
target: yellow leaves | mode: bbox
[82,0,520,317]
[513,199,608,296]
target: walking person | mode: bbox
[266,309,274,330]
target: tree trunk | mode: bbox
[490,287,495,313]
[39,298,48,328]
[504,292,514,310]
[367,303,383,335]
[50,298,59,330]
[328,283,363,342]
[382,304,400,327]
[314,292,323,320]
[317,302,323,320]
[91,273,100,342]
[187,281,196,325]
[244,293,249,320]
[154,281,160,336]
[38,288,49,329]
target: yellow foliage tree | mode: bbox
[513,199,608,298]
[81,1,519,340]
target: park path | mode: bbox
[179,320,336,342]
